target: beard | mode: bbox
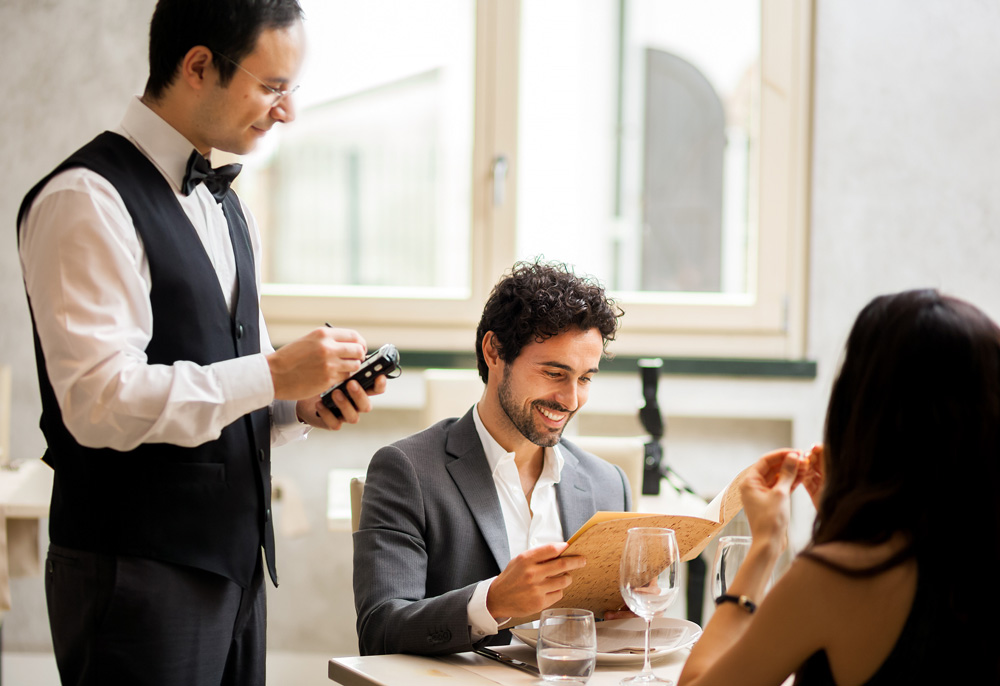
[497,368,573,448]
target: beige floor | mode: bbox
[2,650,338,686]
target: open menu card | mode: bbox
[500,462,753,628]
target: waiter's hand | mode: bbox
[267,326,367,400]
[295,375,388,430]
[486,543,586,620]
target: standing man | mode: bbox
[17,1,384,684]
[354,261,632,656]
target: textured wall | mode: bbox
[808,0,1000,385]
[1,0,156,653]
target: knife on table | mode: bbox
[473,647,541,676]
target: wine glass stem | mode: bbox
[642,616,653,675]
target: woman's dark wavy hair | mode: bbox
[475,260,623,383]
[800,289,1000,678]
[810,289,1000,580]
[144,0,304,100]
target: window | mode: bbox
[237,0,813,358]
[517,1,759,296]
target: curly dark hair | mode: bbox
[475,260,623,383]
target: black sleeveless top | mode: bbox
[794,567,989,684]
[18,132,276,589]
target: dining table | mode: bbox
[328,641,692,686]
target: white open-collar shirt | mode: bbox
[18,97,304,452]
[468,404,565,636]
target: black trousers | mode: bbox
[45,544,265,686]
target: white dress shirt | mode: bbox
[467,405,565,637]
[18,97,305,452]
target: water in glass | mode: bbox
[537,608,597,683]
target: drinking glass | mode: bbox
[619,527,681,686]
[711,535,752,599]
[536,608,597,683]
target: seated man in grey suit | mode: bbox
[354,260,632,656]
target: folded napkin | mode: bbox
[596,625,687,654]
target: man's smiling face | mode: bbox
[495,326,603,447]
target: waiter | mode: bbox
[16,1,384,684]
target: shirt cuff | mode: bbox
[215,352,274,409]
[271,399,310,448]
[468,577,503,639]
[272,398,302,428]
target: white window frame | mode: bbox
[260,0,813,360]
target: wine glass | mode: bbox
[536,608,597,683]
[711,535,752,599]
[619,527,681,686]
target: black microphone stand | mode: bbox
[637,359,706,626]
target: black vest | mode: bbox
[18,132,276,588]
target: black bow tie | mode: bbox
[182,150,242,202]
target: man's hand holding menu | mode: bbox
[486,543,586,621]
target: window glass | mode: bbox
[236,0,476,296]
[516,0,760,297]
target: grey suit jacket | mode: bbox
[353,407,632,656]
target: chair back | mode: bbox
[423,369,482,427]
[350,476,366,533]
[570,435,646,511]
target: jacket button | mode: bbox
[237,323,244,339]
[265,508,271,523]
[259,448,266,462]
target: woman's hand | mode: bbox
[739,450,802,552]
[800,444,824,510]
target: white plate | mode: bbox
[511,617,702,665]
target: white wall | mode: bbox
[3,0,1000,658]
[809,0,1000,378]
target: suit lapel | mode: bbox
[445,409,511,569]
[556,443,597,539]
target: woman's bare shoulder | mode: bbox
[787,538,918,685]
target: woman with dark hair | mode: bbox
[679,289,1000,685]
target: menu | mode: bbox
[500,462,753,628]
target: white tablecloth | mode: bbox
[330,643,691,686]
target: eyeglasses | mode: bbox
[214,52,299,108]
